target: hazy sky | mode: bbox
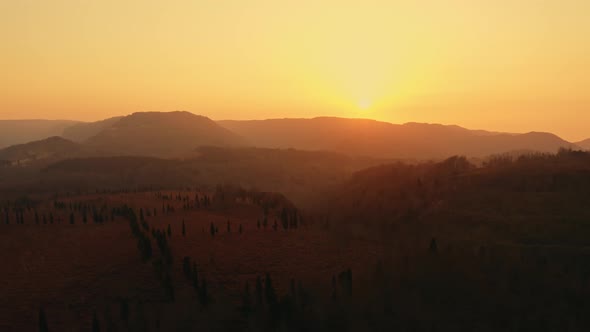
[1,1,589,140]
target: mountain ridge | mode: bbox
[0,112,582,160]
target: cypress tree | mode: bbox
[92,311,100,332]
[192,262,199,291]
[429,237,438,254]
[255,276,263,305]
[39,307,49,332]
[242,282,252,314]
[199,279,209,307]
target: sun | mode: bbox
[358,99,371,111]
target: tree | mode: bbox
[242,282,252,314]
[92,311,100,332]
[192,262,199,291]
[429,237,438,254]
[255,276,263,306]
[199,279,209,307]
[182,219,186,237]
[69,213,74,225]
[139,208,144,222]
[210,222,215,237]
[164,273,175,301]
[39,307,49,332]
[264,273,277,305]
[120,299,129,323]
[182,256,191,279]
[281,208,289,230]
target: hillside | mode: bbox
[0,136,90,166]
[62,116,124,142]
[219,117,577,159]
[85,111,242,157]
[575,138,590,150]
[37,147,380,206]
[318,150,590,245]
[0,120,80,148]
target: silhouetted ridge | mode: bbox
[85,111,242,157]
[218,117,578,159]
[0,136,82,165]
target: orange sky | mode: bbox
[1,1,589,141]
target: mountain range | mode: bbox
[0,111,586,164]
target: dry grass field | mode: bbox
[0,190,381,331]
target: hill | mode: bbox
[37,147,380,206]
[575,138,590,150]
[219,117,577,159]
[85,111,242,157]
[0,136,90,166]
[0,120,80,148]
[62,116,124,142]
[318,150,590,245]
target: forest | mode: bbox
[1,149,589,331]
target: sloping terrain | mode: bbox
[219,117,577,159]
[62,116,124,142]
[575,138,590,150]
[0,120,79,148]
[85,111,242,157]
[319,150,590,245]
[0,136,91,166]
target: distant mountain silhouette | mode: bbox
[219,117,578,159]
[1,114,581,160]
[0,120,80,148]
[0,136,89,166]
[575,139,590,150]
[85,111,242,157]
[62,116,124,142]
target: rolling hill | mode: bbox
[575,138,590,150]
[219,117,578,159]
[84,111,243,157]
[0,136,91,166]
[0,120,80,148]
[62,116,124,142]
[318,151,590,245]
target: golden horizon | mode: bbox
[1,1,589,141]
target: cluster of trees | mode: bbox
[182,256,209,306]
[156,191,213,211]
[3,207,26,224]
[331,269,352,300]
[112,205,153,262]
[115,204,178,301]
